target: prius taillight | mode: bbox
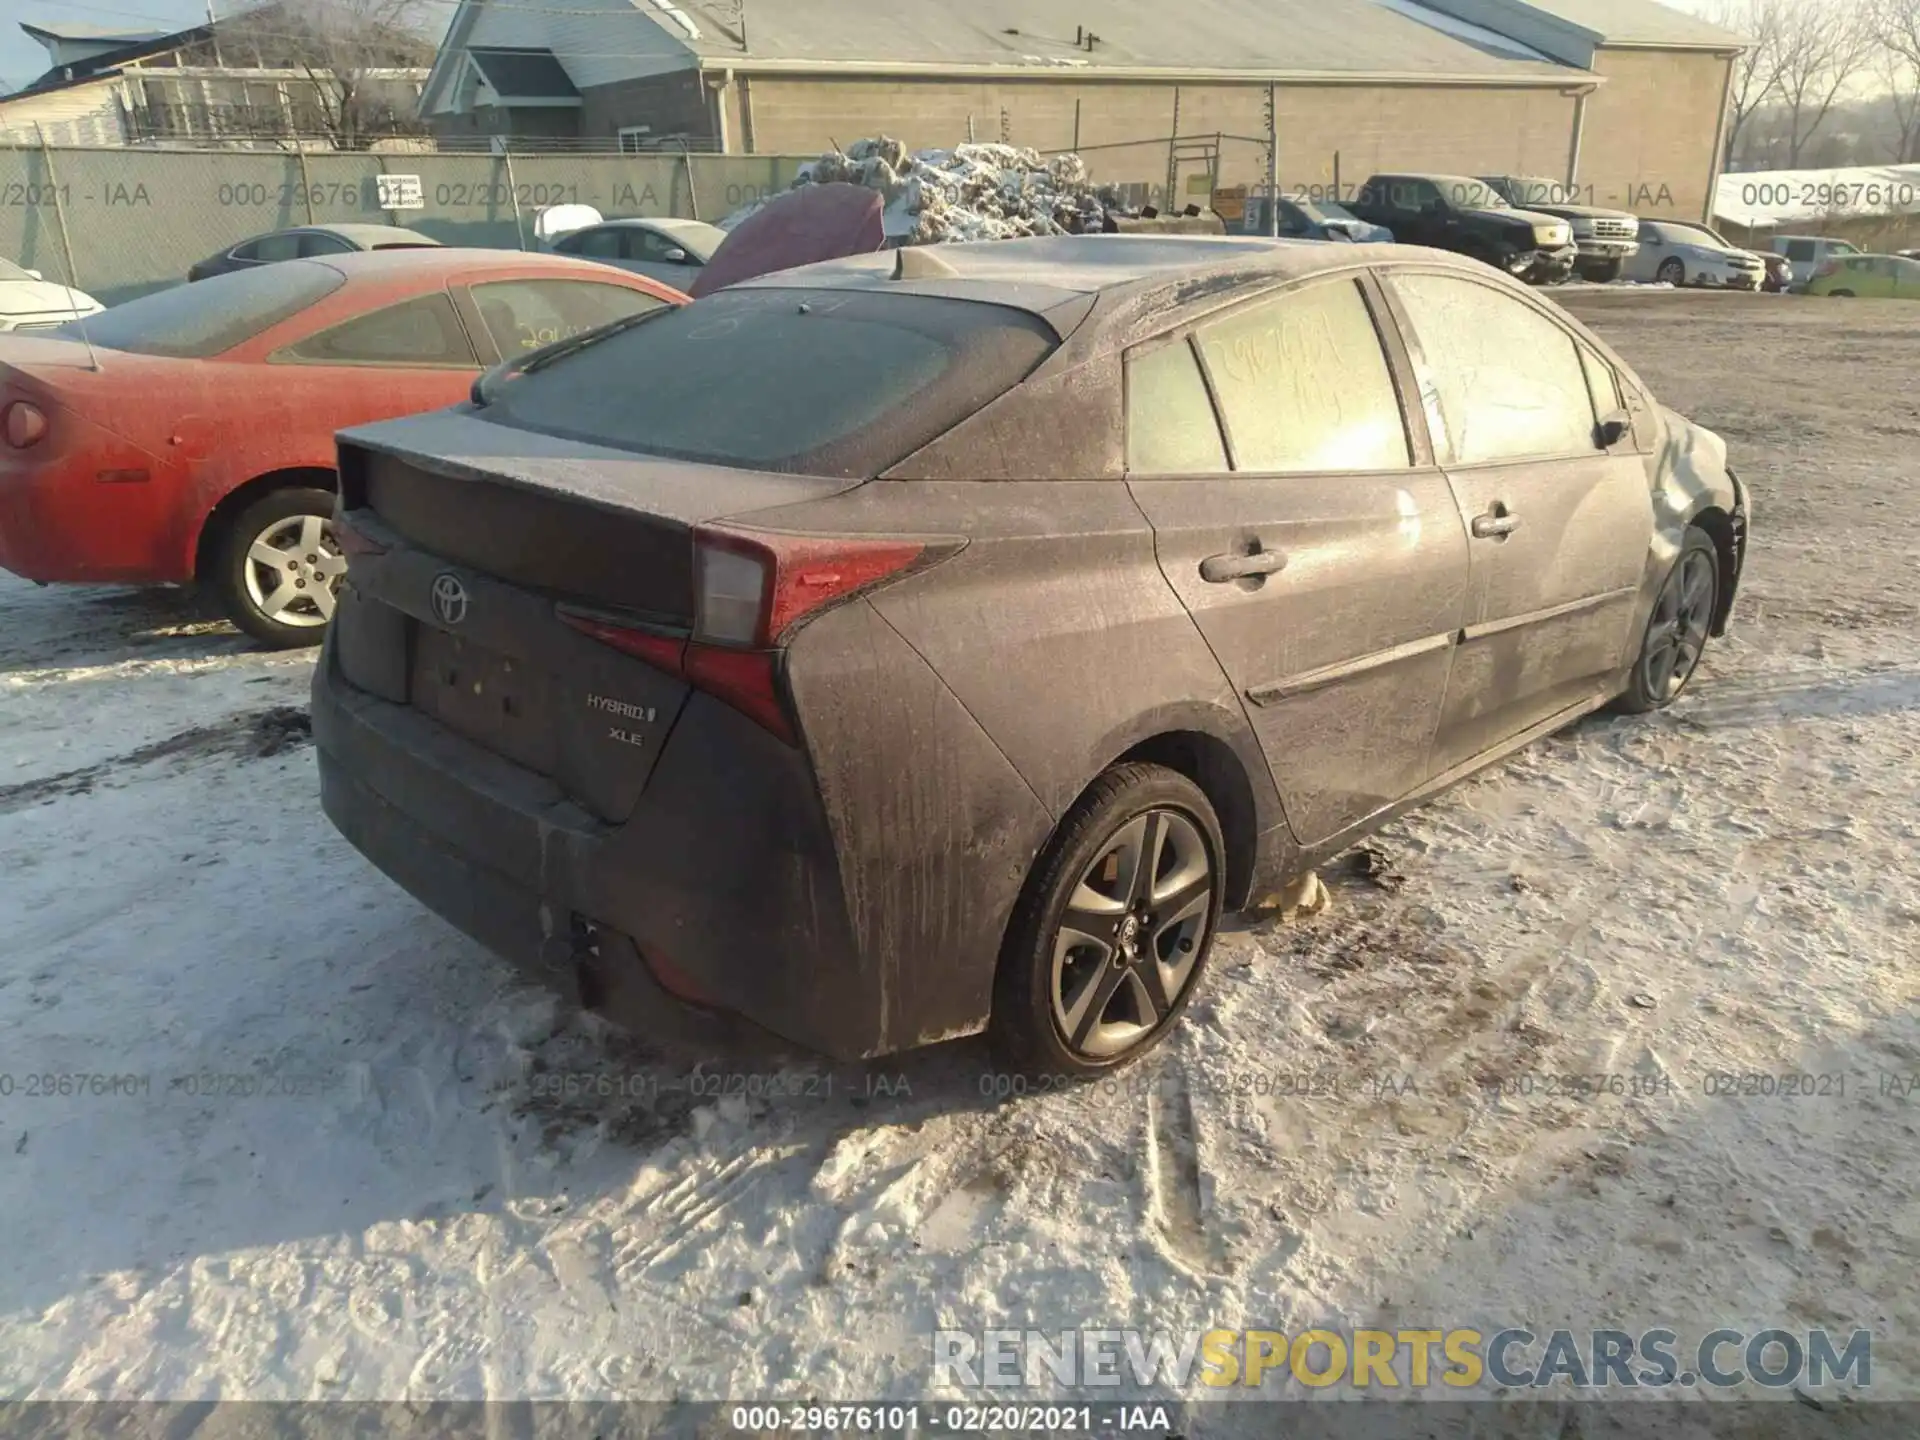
[561,528,950,744]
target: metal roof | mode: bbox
[667,0,1580,78]
[468,46,579,99]
[1490,0,1743,46]
[19,21,167,43]
[1413,0,1742,54]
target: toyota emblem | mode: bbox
[431,573,469,627]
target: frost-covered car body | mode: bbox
[1805,253,1920,298]
[0,251,679,637]
[1771,234,1862,289]
[1240,196,1393,244]
[313,236,1748,1063]
[188,224,442,282]
[1348,174,1576,283]
[545,217,725,292]
[0,258,102,333]
[1624,221,1766,289]
[1479,175,1639,281]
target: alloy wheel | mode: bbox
[1641,548,1715,702]
[241,513,344,629]
[1050,808,1214,1059]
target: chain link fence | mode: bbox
[1,135,1324,305]
[0,144,811,304]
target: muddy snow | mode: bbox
[1,291,1916,1419]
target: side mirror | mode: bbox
[26,268,44,280]
[1597,410,1631,447]
[662,247,689,264]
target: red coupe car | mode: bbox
[0,250,683,645]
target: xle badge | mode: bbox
[607,728,647,748]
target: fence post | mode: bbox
[33,124,96,368]
[682,145,701,220]
[500,139,527,249]
[295,141,316,224]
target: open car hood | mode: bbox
[688,183,885,298]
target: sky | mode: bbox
[0,0,1783,98]
[0,0,457,93]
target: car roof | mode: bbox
[1371,172,1490,188]
[597,217,724,234]
[734,234,1345,311]
[281,247,675,284]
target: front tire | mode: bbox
[1578,258,1624,284]
[1614,527,1719,714]
[991,764,1225,1077]
[211,486,344,648]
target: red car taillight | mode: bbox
[561,528,945,744]
[4,400,48,449]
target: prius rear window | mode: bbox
[58,261,346,358]
[479,286,1059,478]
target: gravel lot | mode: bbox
[1,288,1916,1418]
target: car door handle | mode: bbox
[1470,507,1521,539]
[1200,547,1288,582]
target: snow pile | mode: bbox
[722,135,1124,242]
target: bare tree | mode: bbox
[218,0,436,149]
[1702,0,1790,166]
[1874,0,1920,162]
[1772,0,1877,166]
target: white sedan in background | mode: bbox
[0,257,103,332]
[541,215,727,291]
[1623,220,1768,290]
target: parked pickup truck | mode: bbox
[1480,175,1639,282]
[1348,173,1576,284]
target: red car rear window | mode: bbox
[57,261,346,358]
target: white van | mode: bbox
[1771,235,1862,289]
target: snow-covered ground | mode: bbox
[1,291,1916,1418]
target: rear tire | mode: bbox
[1827,289,1854,297]
[1656,257,1686,286]
[211,486,344,649]
[1613,527,1719,714]
[991,764,1225,1078]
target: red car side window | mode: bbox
[277,292,478,367]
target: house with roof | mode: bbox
[2,8,433,149]
[419,0,1744,219]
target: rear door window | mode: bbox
[1578,345,1621,419]
[1384,270,1595,464]
[636,228,697,265]
[56,260,345,357]
[278,292,476,366]
[1193,278,1410,473]
[562,227,625,260]
[1125,338,1227,474]
[246,232,303,263]
[1785,240,1815,262]
[479,286,1059,478]
[298,232,356,257]
[470,278,668,358]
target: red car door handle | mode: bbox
[1471,506,1521,539]
[1200,547,1288,582]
